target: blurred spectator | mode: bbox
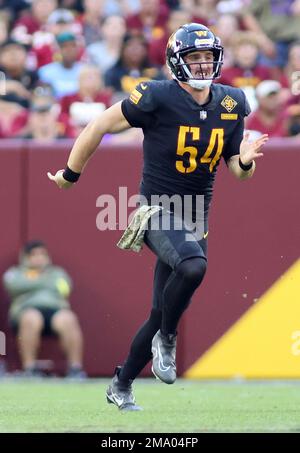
[28,8,83,69]
[66,0,140,17]
[165,0,180,7]
[105,32,165,96]
[12,0,58,43]
[0,99,28,138]
[2,240,85,378]
[0,11,10,46]
[242,0,300,68]
[180,0,218,26]
[281,41,300,89]
[216,0,251,16]
[59,0,84,13]
[213,13,239,69]
[0,1,30,22]
[47,8,80,35]
[0,39,39,108]
[116,0,141,16]
[126,0,169,42]
[68,101,109,137]
[77,0,105,46]
[149,7,192,66]
[0,39,38,91]
[218,32,273,110]
[61,65,111,113]
[283,42,300,135]
[87,15,126,74]
[246,80,288,137]
[60,65,112,137]
[286,103,300,136]
[63,67,111,137]
[23,88,68,140]
[38,31,83,98]
[219,32,272,89]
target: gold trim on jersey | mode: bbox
[129,89,143,105]
[221,113,238,120]
[221,95,238,112]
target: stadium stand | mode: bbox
[0,0,299,137]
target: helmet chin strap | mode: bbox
[187,79,212,90]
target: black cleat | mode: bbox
[106,367,142,411]
[151,330,177,384]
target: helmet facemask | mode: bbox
[177,50,222,90]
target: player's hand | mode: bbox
[47,170,74,189]
[239,132,269,166]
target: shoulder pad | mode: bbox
[128,81,159,112]
[216,84,251,117]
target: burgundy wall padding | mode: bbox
[0,142,24,370]
[0,140,299,376]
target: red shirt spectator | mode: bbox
[60,65,112,137]
[126,0,169,42]
[219,65,272,89]
[105,33,165,95]
[30,31,58,68]
[14,14,41,36]
[247,110,288,137]
[60,91,111,116]
[76,0,106,46]
[148,33,168,67]
[12,0,57,40]
[276,42,300,91]
[191,16,208,27]
[31,30,85,69]
[246,80,288,137]
[180,0,219,27]
[0,101,28,138]
[149,8,192,67]
[33,9,84,69]
[218,32,272,89]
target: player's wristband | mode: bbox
[62,165,81,183]
[239,157,253,172]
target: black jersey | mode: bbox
[121,79,250,216]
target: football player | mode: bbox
[48,23,268,411]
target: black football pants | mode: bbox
[119,210,207,384]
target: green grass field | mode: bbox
[1,378,300,433]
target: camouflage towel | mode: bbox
[117,205,162,252]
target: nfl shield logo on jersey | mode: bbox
[199,110,207,120]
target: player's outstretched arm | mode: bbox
[47,101,131,189]
[227,132,269,180]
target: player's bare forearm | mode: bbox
[228,155,256,180]
[47,102,131,188]
[68,102,130,172]
[228,133,268,181]
[67,119,107,173]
